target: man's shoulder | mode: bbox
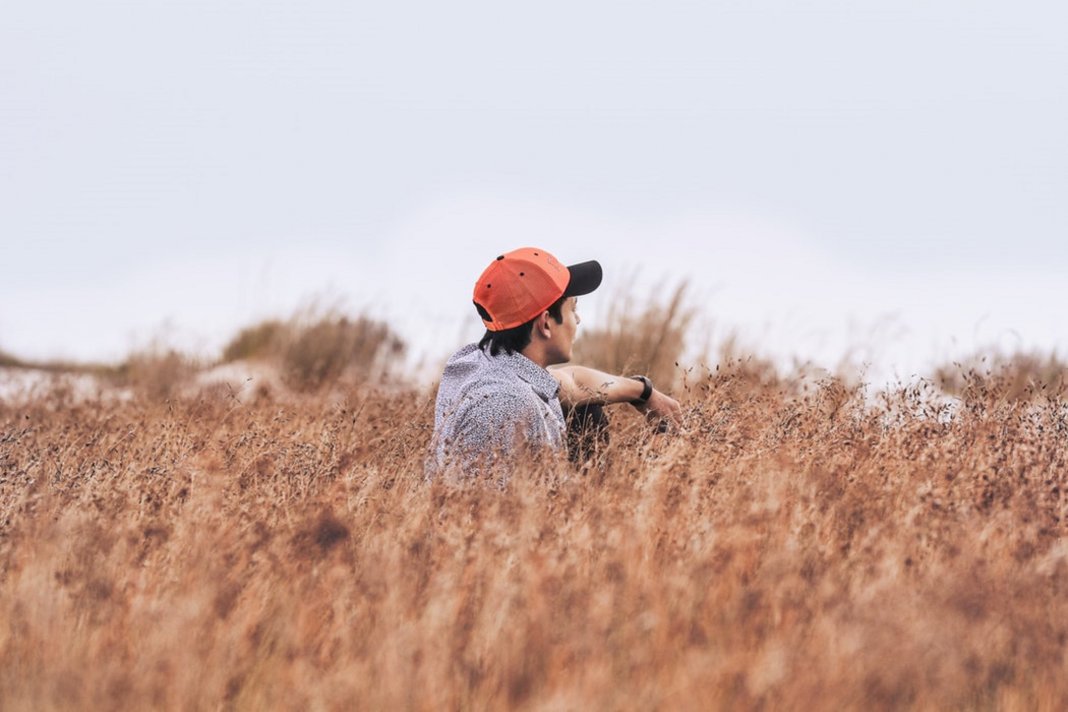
[437,345,530,413]
[444,354,539,419]
[445,342,482,364]
[442,344,525,390]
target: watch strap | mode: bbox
[630,375,653,405]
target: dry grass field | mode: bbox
[2,304,1067,710]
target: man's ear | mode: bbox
[534,310,553,339]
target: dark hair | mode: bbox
[477,295,566,356]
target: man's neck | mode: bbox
[519,344,552,370]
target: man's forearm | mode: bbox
[552,365,684,427]
[551,365,645,408]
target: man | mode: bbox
[428,247,681,478]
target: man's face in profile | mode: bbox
[546,297,580,365]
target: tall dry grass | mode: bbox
[572,280,696,391]
[76,306,408,402]
[2,345,1067,709]
[221,306,406,393]
[935,350,1068,404]
[109,347,201,401]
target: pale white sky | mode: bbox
[2,0,1066,384]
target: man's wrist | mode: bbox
[629,375,653,405]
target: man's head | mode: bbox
[473,247,602,365]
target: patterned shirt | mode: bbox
[428,343,566,478]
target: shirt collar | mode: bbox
[488,348,560,402]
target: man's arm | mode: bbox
[550,365,682,425]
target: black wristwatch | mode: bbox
[630,375,653,405]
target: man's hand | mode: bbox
[636,388,682,430]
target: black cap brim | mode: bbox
[564,260,603,297]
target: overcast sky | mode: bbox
[2,0,1066,383]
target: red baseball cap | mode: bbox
[472,247,603,331]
